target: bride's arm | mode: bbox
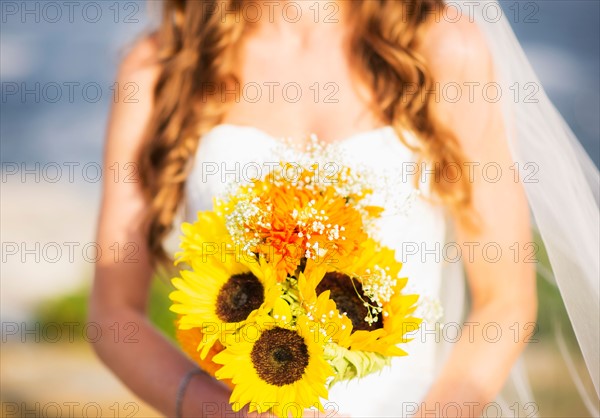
[89,38,233,417]
[415,17,537,416]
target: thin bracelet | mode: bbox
[175,368,204,418]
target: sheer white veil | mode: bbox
[437,0,599,414]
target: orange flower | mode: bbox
[175,319,234,389]
[218,167,369,281]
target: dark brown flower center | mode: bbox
[251,327,310,386]
[216,273,264,323]
[316,272,383,331]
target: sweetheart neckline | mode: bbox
[204,123,396,146]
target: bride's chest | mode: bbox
[221,38,382,143]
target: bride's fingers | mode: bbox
[302,409,351,418]
[245,407,351,417]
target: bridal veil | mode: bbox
[437,1,599,415]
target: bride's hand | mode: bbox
[245,408,350,418]
[304,409,350,418]
[301,408,350,418]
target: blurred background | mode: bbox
[1,1,598,417]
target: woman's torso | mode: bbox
[185,124,446,416]
[185,15,446,413]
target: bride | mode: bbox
[90,0,599,417]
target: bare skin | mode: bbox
[90,2,536,417]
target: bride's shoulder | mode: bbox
[419,13,493,80]
[117,33,161,84]
[105,35,160,153]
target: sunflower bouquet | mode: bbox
[170,139,423,417]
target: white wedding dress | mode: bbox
[179,2,600,413]
[185,124,447,417]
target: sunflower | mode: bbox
[213,298,334,418]
[308,239,422,356]
[175,210,233,266]
[170,255,280,359]
[297,267,353,348]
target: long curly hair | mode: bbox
[138,0,472,265]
